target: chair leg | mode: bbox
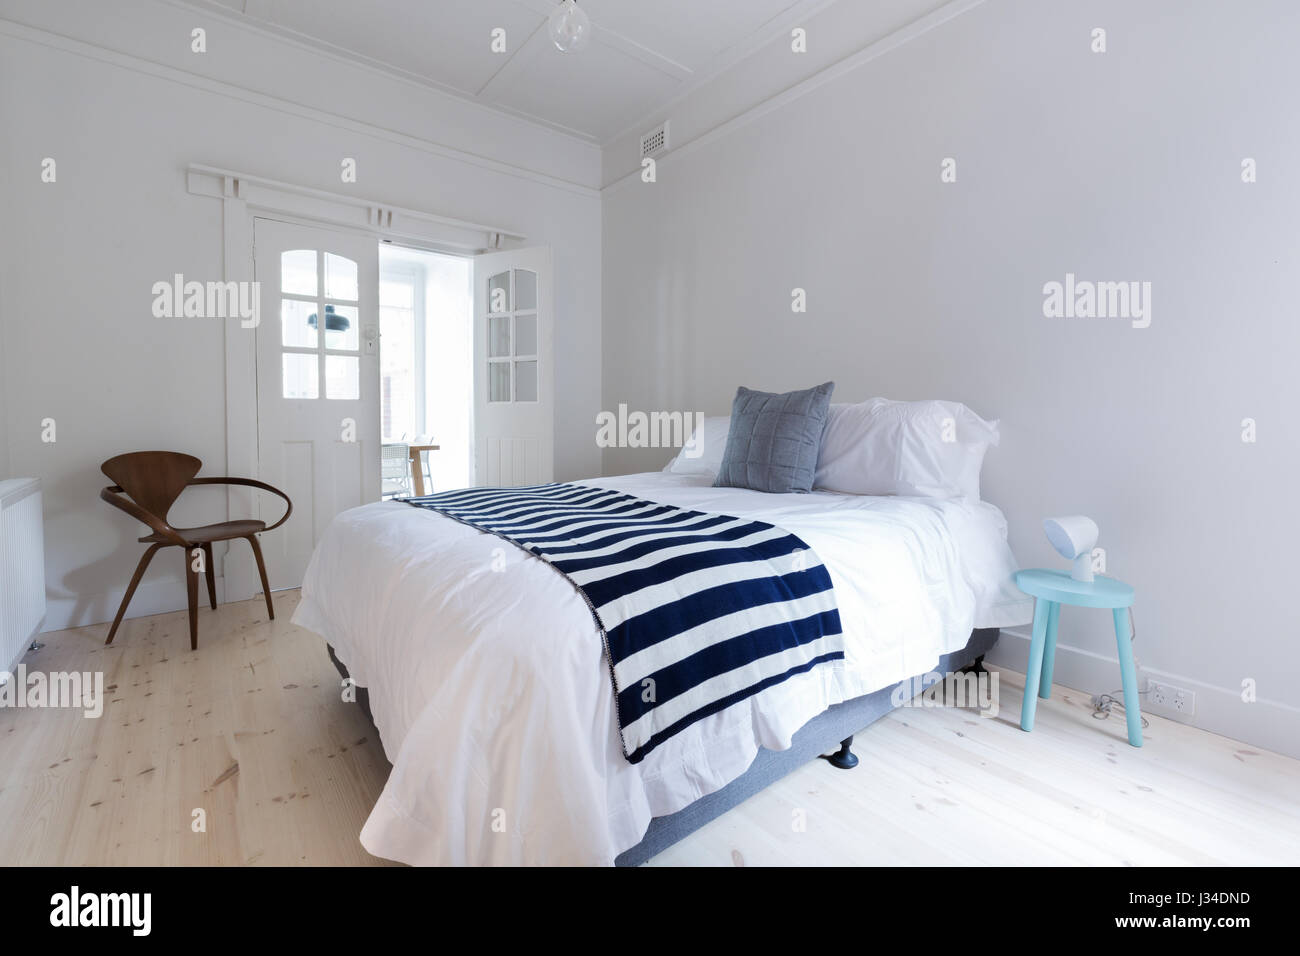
[247,535,275,621]
[105,543,164,645]
[184,548,200,651]
[201,542,217,610]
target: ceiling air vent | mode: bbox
[640,121,669,159]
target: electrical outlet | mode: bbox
[1147,679,1196,717]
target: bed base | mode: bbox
[812,652,984,771]
[326,627,999,867]
[614,627,999,865]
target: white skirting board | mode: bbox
[42,573,229,634]
[0,478,46,673]
[988,627,1300,761]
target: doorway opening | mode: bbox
[378,244,472,497]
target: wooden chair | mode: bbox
[99,451,292,650]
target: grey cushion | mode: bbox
[714,382,835,493]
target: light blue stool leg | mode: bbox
[1039,601,1060,699]
[1112,607,1143,747]
[1020,598,1051,732]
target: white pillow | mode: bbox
[814,398,999,499]
[664,415,731,477]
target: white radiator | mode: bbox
[0,478,46,673]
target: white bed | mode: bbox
[292,471,1033,865]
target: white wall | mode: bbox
[0,293,9,480]
[600,0,1300,756]
[0,0,602,631]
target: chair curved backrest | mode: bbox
[381,443,410,480]
[101,451,202,521]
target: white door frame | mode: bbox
[187,165,525,601]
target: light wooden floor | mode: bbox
[3,592,1297,866]
[0,590,393,865]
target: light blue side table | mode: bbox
[1013,568,1141,747]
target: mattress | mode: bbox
[291,472,1033,865]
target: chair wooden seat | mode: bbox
[100,451,292,650]
[140,519,267,545]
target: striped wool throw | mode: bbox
[404,483,844,763]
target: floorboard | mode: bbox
[2,593,1295,866]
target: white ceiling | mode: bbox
[181,0,826,143]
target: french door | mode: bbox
[253,217,380,589]
[472,246,554,486]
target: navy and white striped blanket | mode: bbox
[403,483,844,763]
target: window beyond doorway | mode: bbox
[379,245,472,494]
[380,272,419,439]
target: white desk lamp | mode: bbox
[1043,515,1098,583]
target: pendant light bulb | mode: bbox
[549,0,592,53]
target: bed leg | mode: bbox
[962,654,987,675]
[821,736,859,770]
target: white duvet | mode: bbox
[292,472,1033,865]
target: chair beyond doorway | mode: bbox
[382,439,440,497]
[98,451,292,649]
[381,442,411,498]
